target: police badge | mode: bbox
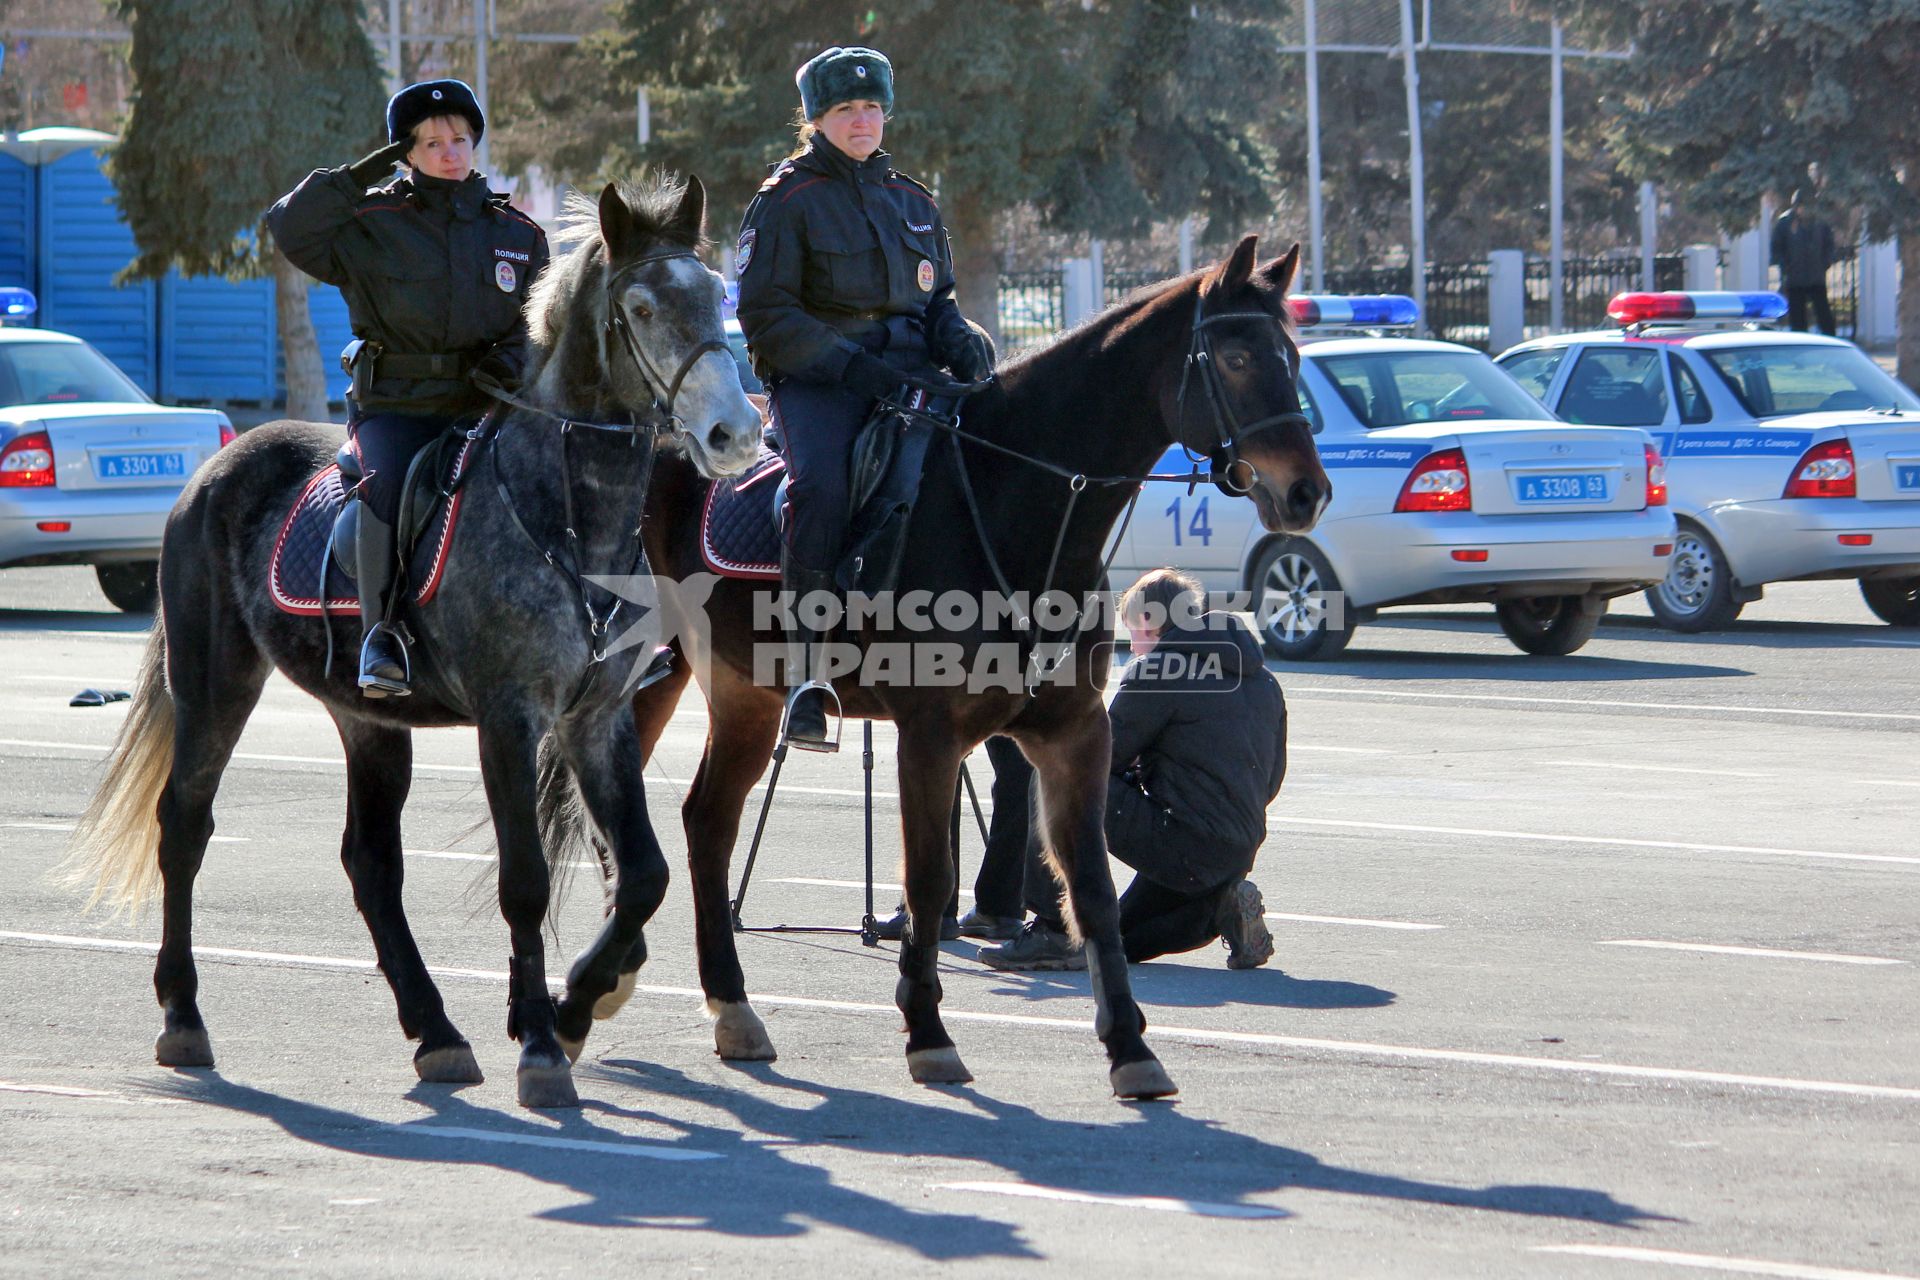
[736,227,757,272]
[916,259,934,292]
[495,260,517,292]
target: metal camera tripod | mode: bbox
[729,720,990,944]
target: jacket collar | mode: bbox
[402,171,491,221]
[797,134,892,183]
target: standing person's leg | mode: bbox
[1812,285,1836,336]
[1786,286,1812,333]
[978,775,1083,969]
[960,736,1031,937]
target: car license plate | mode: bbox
[1516,472,1608,503]
[1896,463,1920,492]
[95,451,187,481]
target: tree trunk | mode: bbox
[944,191,1003,352]
[273,243,330,423]
[1899,234,1920,391]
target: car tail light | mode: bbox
[1450,549,1488,562]
[36,521,71,533]
[1643,443,1667,507]
[1654,543,1674,556]
[1782,438,1855,499]
[218,421,237,449]
[0,430,55,488]
[1838,534,1873,547]
[1394,447,1471,512]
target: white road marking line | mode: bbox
[1600,940,1905,966]
[327,1198,382,1206]
[935,1181,1288,1219]
[0,628,148,641]
[1543,759,1774,779]
[775,876,973,900]
[1289,685,1920,722]
[1532,1243,1920,1279]
[1264,912,1442,931]
[1266,815,1920,867]
[386,1123,720,1163]
[1858,778,1920,789]
[8,929,1919,1104]
[0,1079,185,1106]
[0,737,483,775]
[3,820,246,843]
[1287,744,1393,754]
[11,673,138,684]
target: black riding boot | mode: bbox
[356,508,411,698]
[781,562,840,752]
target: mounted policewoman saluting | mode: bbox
[735,46,993,750]
[268,79,549,697]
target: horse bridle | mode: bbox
[1173,291,1313,498]
[599,248,733,437]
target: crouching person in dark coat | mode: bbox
[982,569,1287,971]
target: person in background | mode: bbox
[981,569,1285,971]
[873,735,1031,942]
[1771,190,1839,336]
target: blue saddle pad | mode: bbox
[700,446,787,581]
[268,441,475,616]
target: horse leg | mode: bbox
[475,710,577,1109]
[551,708,670,1064]
[1021,717,1178,1100]
[151,584,271,1068]
[333,715,481,1084]
[631,641,691,765]
[894,726,971,1085]
[680,669,780,1061]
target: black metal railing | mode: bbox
[1523,254,1685,337]
[1102,269,1166,309]
[997,270,1066,355]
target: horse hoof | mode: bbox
[414,1043,484,1084]
[1110,1059,1179,1101]
[907,1046,973,1085]
[592,970,638,1021]
[155,1027,214,1069]
[709,1001,777,1061]
[558,1034,587,1065]
[516,1061,580,1110]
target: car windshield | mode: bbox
[0,340,148,408]
[1701,344,1920,418]
[1313,351,1555,429]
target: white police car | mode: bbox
[1117,295,1676,659]
[0,289,235,610]
[1497,292,1920,630]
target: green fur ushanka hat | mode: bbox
[796,46,894,120]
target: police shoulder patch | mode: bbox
[735,227,757,272]
[889,171,936,201]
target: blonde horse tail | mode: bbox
[60,616,175,917]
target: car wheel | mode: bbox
[1645,524,1743,632]
[1494,595,1605,656]
[1251,539,1356,661]
[95,561,158,613]
[1860,576,1920,627]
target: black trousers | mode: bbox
[1785,285,1836,336]
[349,412,454,524]
[1025,775,1255,963]
[970,736,1034,918]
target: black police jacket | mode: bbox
[734,135,973,386]
[268,167,549,417]
[1109,613,1288,853]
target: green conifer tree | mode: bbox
[107,0,386,418]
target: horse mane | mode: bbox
[522,171,710,401]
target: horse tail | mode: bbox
[536,736,600,930]
[61,617,175,916]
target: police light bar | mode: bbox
[1288,294,1419,329]
[1607,291,1787,327]
[0,287,37,322]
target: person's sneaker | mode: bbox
[870,907,959,943]
[978,920,1086,971]
[956,909,1022,941]
[1216,880,1275,970]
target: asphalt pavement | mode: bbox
[1,565,1915,1279]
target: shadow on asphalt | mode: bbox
[975,958,1395,1011]
[141,1065,1673,1252]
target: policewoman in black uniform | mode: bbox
[268,78,549,697]
[735,46,993,750]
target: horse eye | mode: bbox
[633,304,654,322]
[1224,352,1250,372]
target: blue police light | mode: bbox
[1608,290,1787,326]
[1288,294,1419,328]
[0,287,37,321]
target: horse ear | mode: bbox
[667,173,707,245]
[1204,234,1260,301]
[599,181,637,262]
[1257,243,1302,296]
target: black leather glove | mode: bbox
[842,351,905,401]
[347,140,411,187]
[470,342,523,393]
[946,328,995,383]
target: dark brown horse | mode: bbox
[577,235,1329,1099]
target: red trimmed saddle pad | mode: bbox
[268,441,475,617]
[700,445,787,580]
